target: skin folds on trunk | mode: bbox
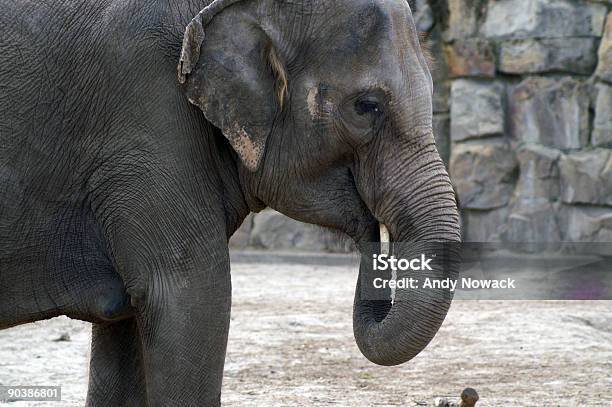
[352,129,461,366]
[353,238,460,366]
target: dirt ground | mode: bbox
[0,253,611,406]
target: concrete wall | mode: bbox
[232,0,612,251]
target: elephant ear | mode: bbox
[178,0,285,172]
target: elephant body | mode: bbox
[1,1,241,404]
[0,0,460,405]
[1,0,235,322]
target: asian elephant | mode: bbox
[0,0,460,405]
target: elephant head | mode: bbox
[179,0,461,366]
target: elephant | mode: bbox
[0,0,460,405]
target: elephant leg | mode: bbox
[133,269,232,407]
[86,318,147,407]
[90,161,234,405]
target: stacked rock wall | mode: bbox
[232,0,612,251]
[418,0,612,244]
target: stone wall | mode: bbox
[422,0,612,244]
[232,0,612,251]
[230,210,354,252]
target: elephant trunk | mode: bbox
[353,127,461,366]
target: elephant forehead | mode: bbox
[348,0,391,43]
[325,2,396,53]
[274,0,411,51]
[300,1,415,75]
[336,1,410,34]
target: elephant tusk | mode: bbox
[379,224,390,256]
[379,223,395,304]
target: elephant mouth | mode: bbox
[352,206,386,249]
[352,219,396,323]
[355,215,392,257]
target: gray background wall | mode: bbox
[232,0,612,251]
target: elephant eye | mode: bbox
[338,91,387,146]
[355,99,381,116]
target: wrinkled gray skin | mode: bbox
[0,0,460,405]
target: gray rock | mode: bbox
[514,144,561,201]
[433,114,451,166]
[229,211,357,253]
[451,80,505,141]
[435,397,458,407]
[506,201,562,244]
[596,13,612,83]
[462,207,510,242]
[559,205,612,244]
[249,210,329,252]
[451,142,518,210]
[229,214,254,249]
[483,0,607,39]
[429,28,451,113]
[461,388,480,407]
[413,0,434,32]
[510,77,590,150]
[498,38,599,75]
[593,84,612,147]
[444,0,485,41]
[444,39,496,78]
[433,80,450,113]
[559,150,612,206]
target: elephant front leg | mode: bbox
[133,265,232,406]
[91,164,235,405]
[104,220,232,405]
[86,319,146,407]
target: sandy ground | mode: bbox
[0,253,611,406]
